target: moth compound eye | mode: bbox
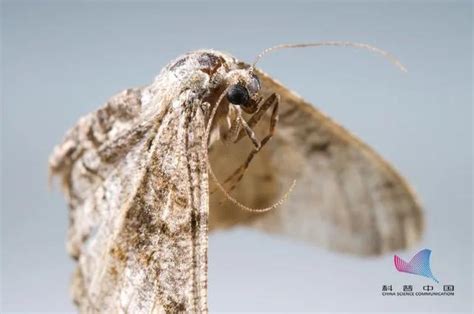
[226,84,250,105]
[248,75,261,94]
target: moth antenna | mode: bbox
[204,87,296,213]
[204,86,230,149]
[251,41,407,72]
[209,163,296,213]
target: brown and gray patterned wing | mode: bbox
[49,88,151,207]
[209,69,423,255]
[49,87,159,258]
[65,95,209,313]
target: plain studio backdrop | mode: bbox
[1,1,472,313]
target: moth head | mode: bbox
[225,70,261,114]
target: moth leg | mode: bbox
[239,115,261,150]
[222,106,241,144]
[213,115,262,194]
[224,94,280,191]
[233,93,279,143]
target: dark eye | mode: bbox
[227,84,250,105]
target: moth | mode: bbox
[49,42,423,313]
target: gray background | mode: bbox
[1,1,472,313]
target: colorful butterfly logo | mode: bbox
[394,249,439,283]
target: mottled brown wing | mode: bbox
[50,91,208,312]
[209,69,423,255]
[49,88,147,208]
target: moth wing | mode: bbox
[58,92,209,313]
[209,69,423,255]
[49,88,152,207]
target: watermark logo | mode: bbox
[381,249,454,297]
[394,249,439,283]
